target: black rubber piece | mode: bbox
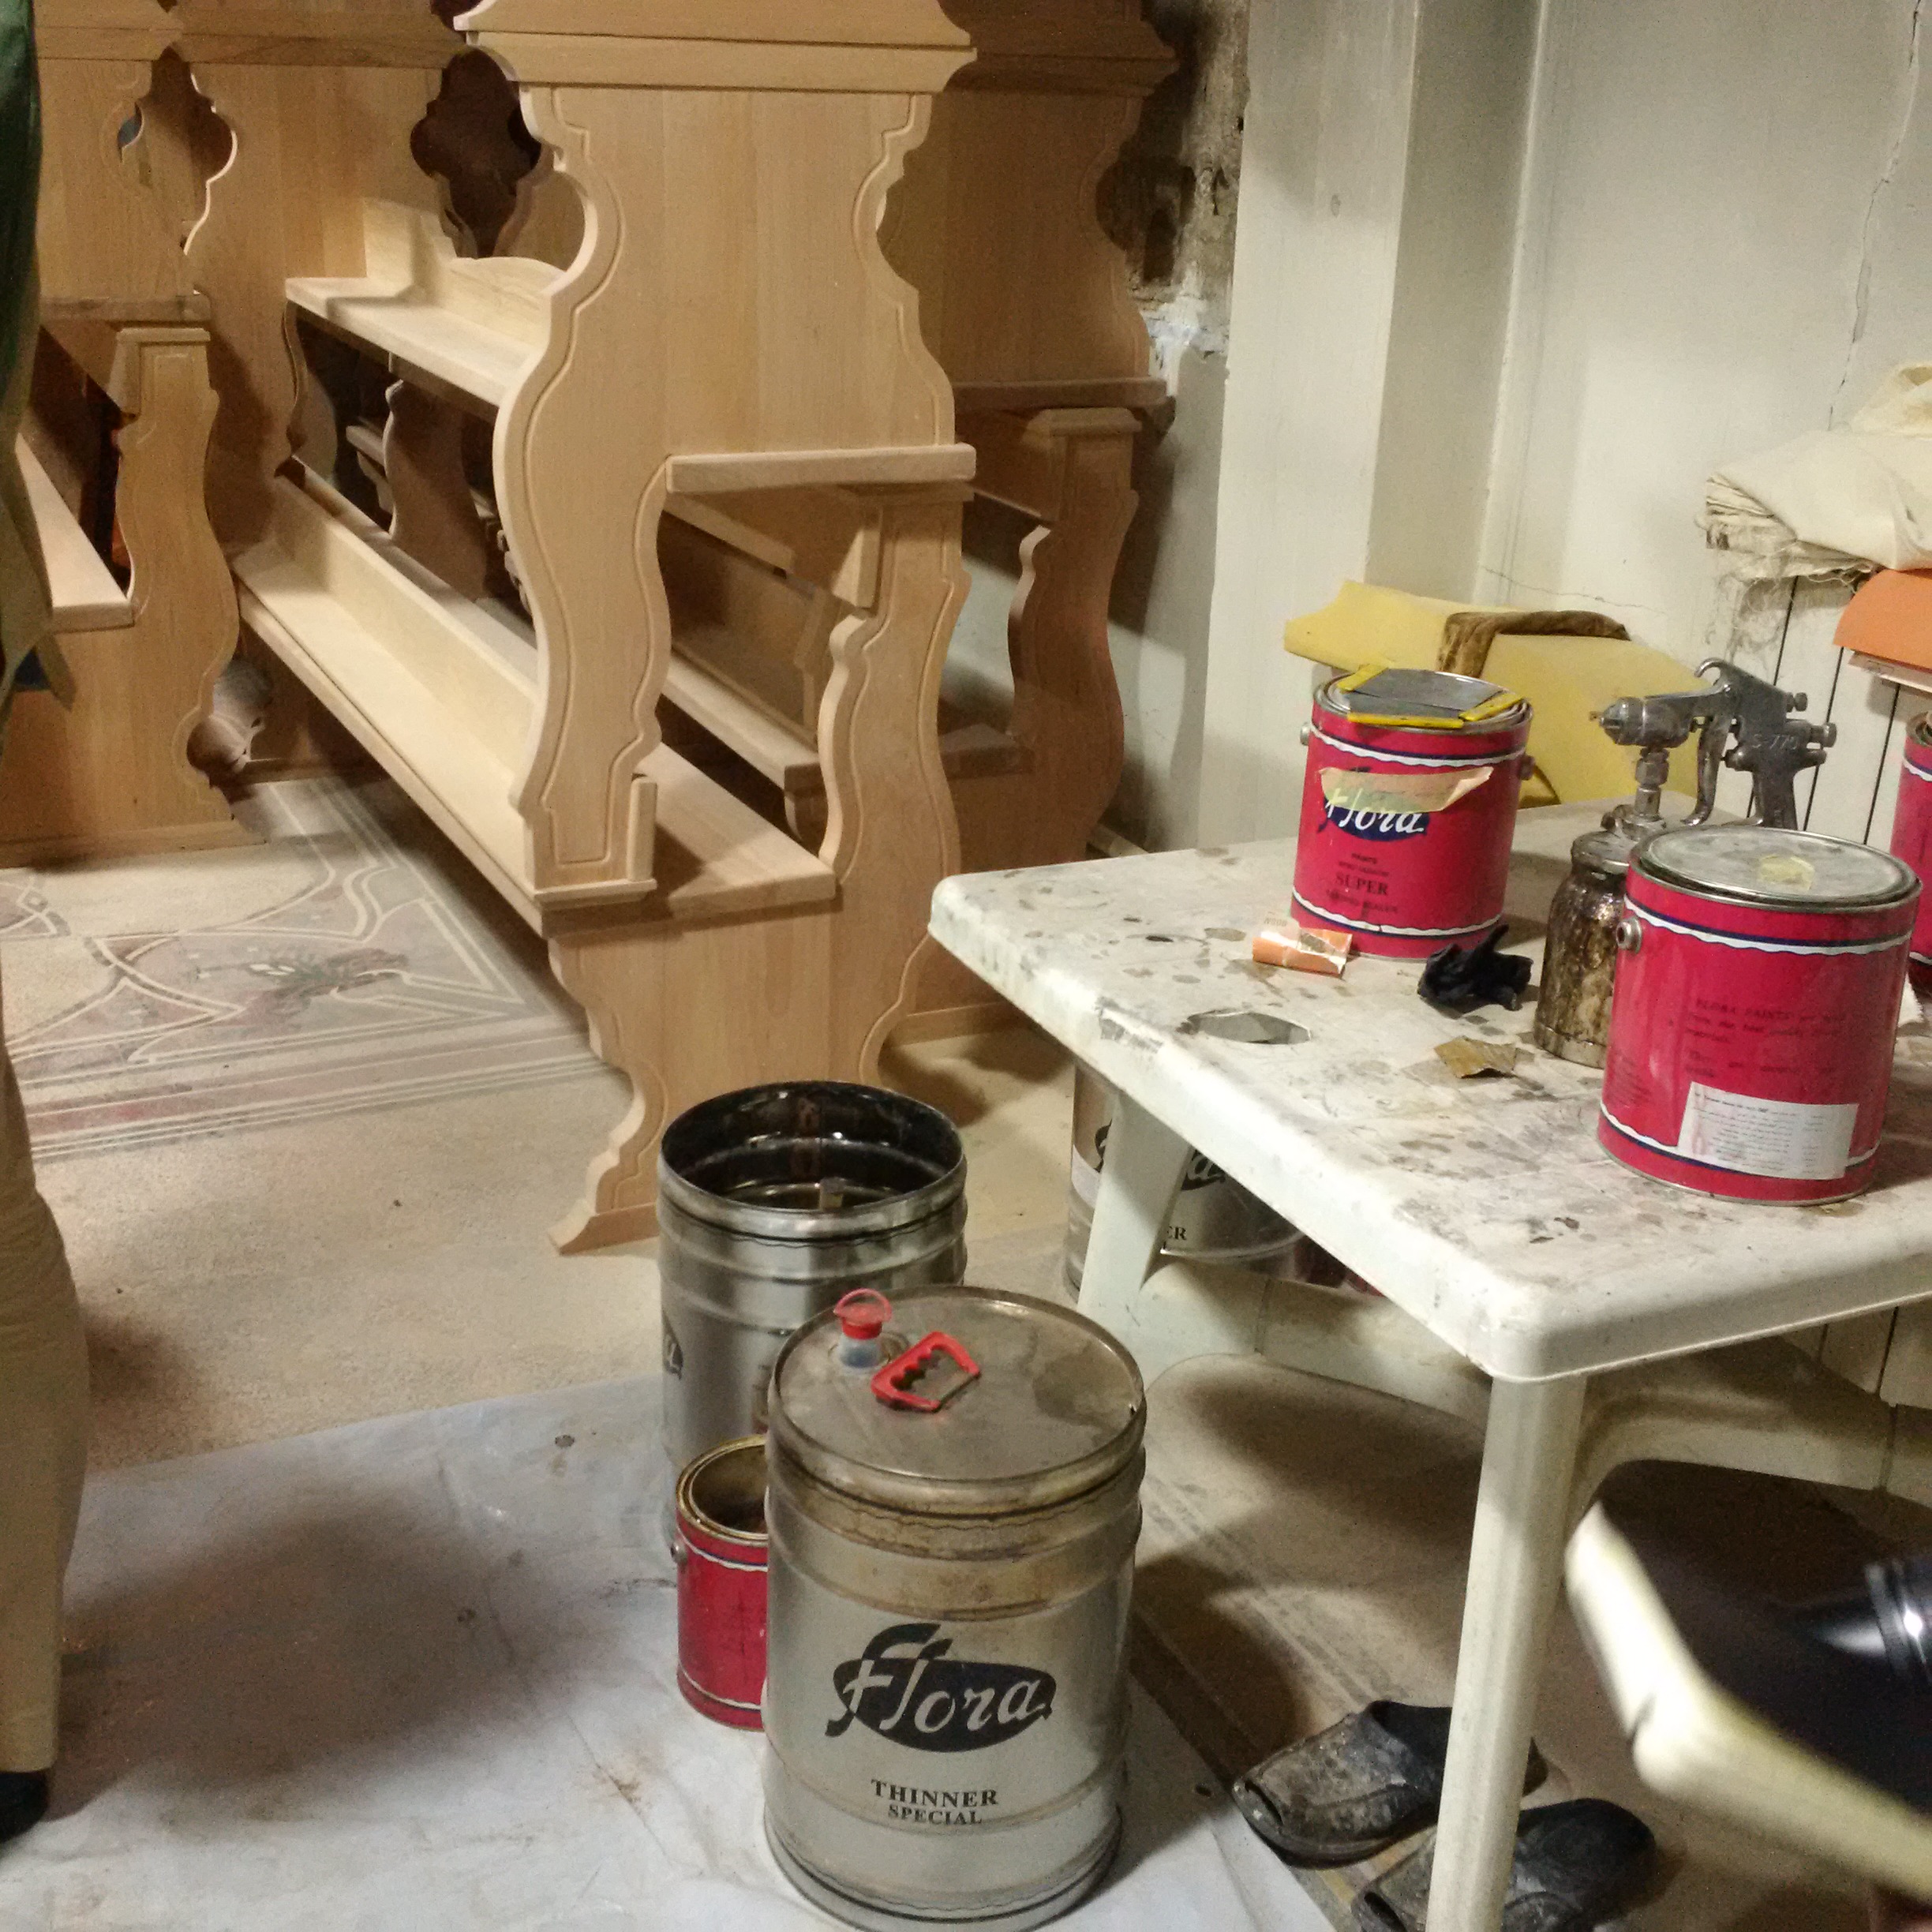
[1353,1797,1658,1932]
[1419,926,1533,1017]
[1234,1702,1545,1868]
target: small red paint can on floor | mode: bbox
[1599,826,1918,1204]
[1293,668,1532,958]
[1889,713,1932,994]
[676,1436,769,1728]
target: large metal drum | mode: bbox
[762,1288,1146,1932]
[1890,713,1932,996]
[657,1083,967,1483]
[1293,667,1532,958]
[1599,826,1918,1204]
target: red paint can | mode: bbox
[1599,826,1917,1204]
[1889,713,1932,995]
[676,1435,769,1728]
[1293,668,1532,958]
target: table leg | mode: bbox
[1078,1093,1189,1338]
[1428,1372,1587,1932]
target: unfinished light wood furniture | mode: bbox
[36,0,1172,1248]
[51,0,983,1252]
[0,318,246,865]
[930,801,1932,1932]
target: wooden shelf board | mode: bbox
[665,645,1026,799]
[664,646,818,795]
[288,279,532,414]
[236,493,833,933]
[18,440,133,635]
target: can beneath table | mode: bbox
[1598,826,1918,1204]
[1063,1064,1302,1295]
[1889,713,1932,996]
[1292,667,1532,958]
[762,1287,1146,1932]
[676,1436,769,1728]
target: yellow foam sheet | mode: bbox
[1285,582,1702,803]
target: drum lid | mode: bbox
[1321,668,1526,731]
[770,1287,1144,1517]
[1638,826,1918,911]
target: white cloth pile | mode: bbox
[1703,363,1932,583]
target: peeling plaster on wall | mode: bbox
[1099,0,1249,379]
[949,1,1249,852]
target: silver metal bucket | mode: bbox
[657,1082,967,1486]
[1064,1064,1301,1294]
[763,1286,1145,1931]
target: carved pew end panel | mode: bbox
[0,323,249,866]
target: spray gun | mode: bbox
[1596,659,1837,834]
[1533,662,1835,1066]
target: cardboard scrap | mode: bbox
[1435,1037,1522,1080]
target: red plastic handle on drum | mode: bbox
[871,1331,981,1412]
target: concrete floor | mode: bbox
[1,773,1919,1930]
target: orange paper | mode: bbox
[1252,917,1354,976]
[1835,567,1932,675]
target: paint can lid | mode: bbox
[1320,667,1528,730]
[1637,825,1919,911]
[769,1287,1144,1517]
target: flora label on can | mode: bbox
[827,1622,1056,1750]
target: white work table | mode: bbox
[930,801,1932,1931]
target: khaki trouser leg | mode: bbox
[0,1012,85,1772]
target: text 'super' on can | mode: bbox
[1292,666,1532,959]
[1889,713,1932,995]
[762,1287,1145,1932]
[1598,826,1918,1204]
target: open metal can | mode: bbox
[762,1288,1145,1931]
[1889,713,1932,995]
[657,1083,967,1488]
[1599,826,1918,1203]
[1293,667,1531,957]
[676,1436,769,1728]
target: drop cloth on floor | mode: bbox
[0,1376,1325,1932]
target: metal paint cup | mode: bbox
[676,1436,769,1728]
[1293,668,1532,958]
[1599,826,1917,1203]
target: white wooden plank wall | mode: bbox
[1717,578,1917,848]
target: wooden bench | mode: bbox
[34,0,1170,1245]
[0,309,246,865]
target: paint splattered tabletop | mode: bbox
[931,804,1932,1380]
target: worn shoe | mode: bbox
[1234,1702,1546,1867]
[1353,1797,1658,1931]
[0,1772,48,1848]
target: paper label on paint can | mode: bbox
[1676,1084,1859,1181]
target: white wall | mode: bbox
[1200,0,1932,848]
